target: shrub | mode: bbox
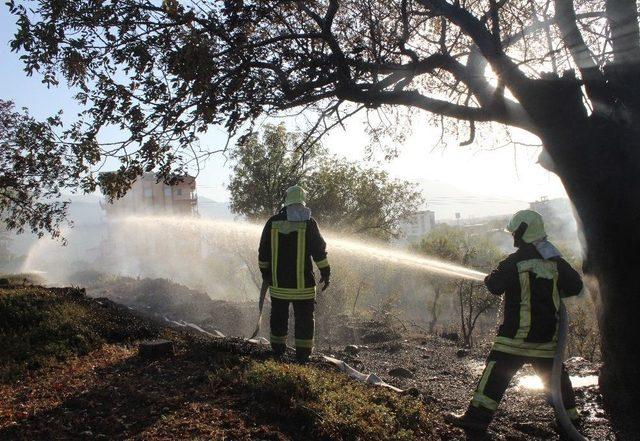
[0,286,158,382]
[567,302,600,361]
[215,359,446,440]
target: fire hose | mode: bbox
[553,301,588,441]
[249,280,269,339]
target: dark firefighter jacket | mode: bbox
[484,243,583,358]
[258,208,330,300]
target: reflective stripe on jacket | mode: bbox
[258,208,329,300]
[484,243,583,357]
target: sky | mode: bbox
[0,7,567,221]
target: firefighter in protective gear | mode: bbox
[447,210,583,432]
[258,185,330,362]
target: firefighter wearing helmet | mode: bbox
[258,185,330,363]
[447,210,584,432]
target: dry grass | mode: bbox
[0,283,459,440]
[212,359,456,440]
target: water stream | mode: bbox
[22,215,487,285]
[118,216,488,281]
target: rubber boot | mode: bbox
[271,343,286,360]
[445,405,493,432]
[296,347,311,364]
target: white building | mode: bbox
[100,172,198,217]
[398,210,436,243]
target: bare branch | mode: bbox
[417,0,527,91]
[553,0,600,73]
[605,0,640,65]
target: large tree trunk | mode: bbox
[573,150,640,424]
[513,64,640,423]
[541,107,640,425]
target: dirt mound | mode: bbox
[324,314,402,344]
[76,274,257,337]
[0,284,167,381]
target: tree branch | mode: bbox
[338,87,531,129]
[417,0,527,92]
[502,11,606,49]
[605,0,640,65]
[553,0,614,112]
[400,0,420,64]
[553,0,600,74]
[353,52,530,129]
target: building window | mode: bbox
[164,187,172,197]
[176,188,182,196]
[144,188,153,198]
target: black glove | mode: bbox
[319,266,331,291]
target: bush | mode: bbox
[567,302,600,361]
[214,360,446,440]
[0,286,158,382]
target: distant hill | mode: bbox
[415,179,528,221]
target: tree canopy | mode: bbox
[228,124,423,240]
[10,0,639,139]
[3,0,639,236]
[0,100,74,239]
[10,0,636,140]
[227,124,323,220]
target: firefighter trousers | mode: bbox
[269,297,315,360]
[470,350,578,420]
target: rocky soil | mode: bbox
[321,335,626,440]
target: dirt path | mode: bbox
[320,335,620,440]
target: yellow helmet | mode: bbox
[284,185,306,206]
[506,210,546,243]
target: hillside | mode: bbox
[0,283,457,440]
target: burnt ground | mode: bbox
[46,275,633,440]
[3,286,457,440]
[318,335,623,440]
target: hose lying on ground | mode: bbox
[322,356,403,392]
[552,302,588,441]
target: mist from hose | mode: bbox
[21,215,487,290]
[114,216,487,281]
